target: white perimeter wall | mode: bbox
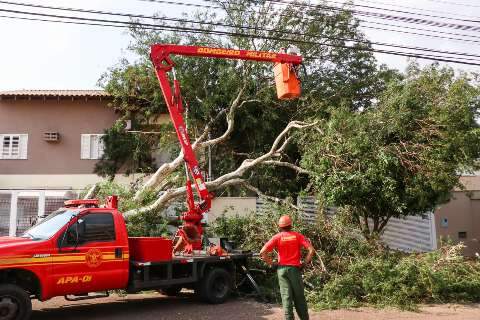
[0,174,138,190]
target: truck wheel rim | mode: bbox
[212,277,228,298]
[0,296,19,320]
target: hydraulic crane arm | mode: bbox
[150,44,302,68]
[150,44,302,253]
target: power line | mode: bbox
[323,0,480,21]
[138,0,480,39]
[261,0,480,31]
[362,19,480,40]
[334,0,478,19]
[1,2,480,60]
[358,23,480,44]
[0,13,135,28]
[0,9,479,66]
[423,0,480,8]
[0,1,480,58]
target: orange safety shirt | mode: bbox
[261,231,311,267]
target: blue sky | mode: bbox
[0,0,478,90]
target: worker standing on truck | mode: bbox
[260,215,315,320]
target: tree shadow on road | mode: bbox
[32,293,278,320]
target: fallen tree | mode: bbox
[97,0,388,218]
[125,118,315,217]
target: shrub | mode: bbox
[211,201,480,310]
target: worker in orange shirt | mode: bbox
[260,215,315,320]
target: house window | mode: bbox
[0,134,28,159]
[458,231,467,239]
[81,134,105,160]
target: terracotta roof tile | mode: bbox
[0,90,112,98]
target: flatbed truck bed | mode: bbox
[128,251,252,293]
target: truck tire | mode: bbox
[159,287,182,296]
[0,284,32,320]
[197,268,232,304]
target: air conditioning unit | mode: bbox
[44,132,60,142]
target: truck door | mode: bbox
[50,211,129,296]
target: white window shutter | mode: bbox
[19,134,28,159]
[91,135,99,159]
[0,135,4,160]
[97,135,105,158]
[81,134,91,159]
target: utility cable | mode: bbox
[0,3,479,60]
[358,23,480,44]
[0,11,479,66]
[330,0,478,19]
[423,0,480,8]
[321,0,480,22]
[259,0,480,30]
[137,0,480,40]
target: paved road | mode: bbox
[32,293,480,320]
[32,293,278,320]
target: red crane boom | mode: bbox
[150,44,302,254]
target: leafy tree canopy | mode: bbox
[94,122,157,179]
[299,63,480,238]
[97,0,392,197]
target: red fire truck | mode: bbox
[0,197,251,320]
[0,44,302,320]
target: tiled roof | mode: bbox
[0,90,112,98]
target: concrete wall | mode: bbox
[0,174,139,190]
[0,97,118,174]
[207,197,257,223]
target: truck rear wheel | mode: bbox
[197,268,232,304]
[0,284,32,320]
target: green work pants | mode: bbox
[277,266,309,320]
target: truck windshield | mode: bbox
[22,209,78,240]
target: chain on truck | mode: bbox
[0,44,302,320]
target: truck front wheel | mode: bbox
[197,268,232,304]
[0,284,32,320]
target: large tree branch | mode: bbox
[263,160,310,175]
[133,153,185,201]
[134,84,253,201]
[200,98,260,147]
[127,120,316,217]
[203,121,317,188]
[125,178,245,217]
[240,181,301,211]
[83,183,98,199]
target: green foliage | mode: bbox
[126,211,170,237]
[299,63,480,238]
[98,0,391,198]
[312,244,480,310]
[211,201,480,310]
[94,122,157,179]
[211,201,375,301]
